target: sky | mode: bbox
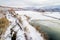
[0,0,60,7]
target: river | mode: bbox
[30,20,60,40]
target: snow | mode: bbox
[15,11,60,20]
[20,16,44,40]
[4,12,26,40]
[1,10,60,40]
[3,11,45,40]
[15,11,60,24]
[44,12,60,19]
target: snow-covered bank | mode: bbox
[0,10,48,40]
[15,11,60,24]
[15,11,60,20]
[43,12,60,20]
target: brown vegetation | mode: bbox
[0,17,9,35]
[31,24,49,40]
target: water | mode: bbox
[30,20,60,40]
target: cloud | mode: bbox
[24,0,48,4]
[0,0,60,7]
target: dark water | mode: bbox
[39,24,60,40]
[30,21,60,40]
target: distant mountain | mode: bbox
[0,5,24,11]
[43,5,60,9]
[0,5,60,12]
[41,5,60,12]
[23,5,60,12]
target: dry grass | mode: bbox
[31,24,49,40]
[0,17,9,34]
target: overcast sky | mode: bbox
[0,0,60,7]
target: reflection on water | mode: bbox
[30,20,60,40]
